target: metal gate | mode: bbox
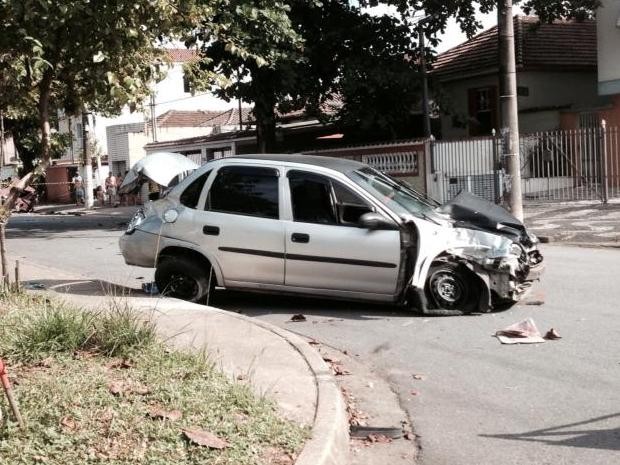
[431,137,502,204]
[431,126,620,204]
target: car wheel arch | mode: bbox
[157,246,223,287]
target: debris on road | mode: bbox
[141,282,158,295]
[288,314,306,322]
[495,318,546,344]
[341,386,368,426]
[24,282,46,290]
[412,374,426,381]
[544,328,562,340]
[182,428,229,449]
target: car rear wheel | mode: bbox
[426,262,480,313]
[155,255,214,303]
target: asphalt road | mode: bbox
[7,209,620,465]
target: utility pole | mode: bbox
[498,0,523,220]
[81,111,95,208]
[150,93,158,142]
[0,111,5,175]
[418,21,432,138]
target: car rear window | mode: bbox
[180,171,211,209]
[206,166,279,219]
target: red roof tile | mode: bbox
[432,16,596,80]
[156,109,252,128]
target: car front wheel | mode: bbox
[155,255,213,303]
[426,262,480,313]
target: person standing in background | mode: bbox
[105,172,117,206]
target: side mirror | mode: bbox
[359,212,397,230]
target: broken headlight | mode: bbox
[126,209,145,234]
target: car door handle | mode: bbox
[291,233,310,243]
[203,225,220,236]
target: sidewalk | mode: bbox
[15,258,349,465]
[524,201,620,247]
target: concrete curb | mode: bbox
[152,300,349,465]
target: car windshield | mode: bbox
[348,167,440,219]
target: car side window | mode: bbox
[206,166,279,219]
[288,171,337,224]
[288,171,372,226]
[331,180,373,225]
[180,170,211,209]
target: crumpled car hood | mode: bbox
[436,191,527,240]
[119,152,199,194]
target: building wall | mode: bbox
[93,61,234,153]
[438,70,600,139]
[46,166,73,203]
[597,0,620,95]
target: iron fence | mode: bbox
[430,125,620,204]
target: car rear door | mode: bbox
[283,170,401,295]
[194,164,286,286]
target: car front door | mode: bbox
[284,170,401,295]
[195,164,286,286]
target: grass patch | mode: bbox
[0,291,307,464]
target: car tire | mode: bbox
[426,262,480,313]
[155,255,214,303]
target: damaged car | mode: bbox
[119,154,543,315]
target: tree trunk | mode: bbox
[256,109,277,153]
[0,223,7,286]
[38,75,53,164]
[252,71,277,153]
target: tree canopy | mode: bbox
[187,0,601,151]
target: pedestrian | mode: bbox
[72,172,85,206]
[105,172,117,206]
[117,172,126,206]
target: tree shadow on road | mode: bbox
[480,413,620,452]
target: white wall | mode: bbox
[94,62,234,153]
[597,0,620,94]
[439,70,600,139]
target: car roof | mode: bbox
[227,153,367,174]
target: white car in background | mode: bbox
[120,154,544,315]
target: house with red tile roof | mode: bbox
[432,16,605,139]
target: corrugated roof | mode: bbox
[432,16,596,80]
[165,48,198,63]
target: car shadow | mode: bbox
[24,279,143,298]
[480,413,620,451]
[23,279,493,321]
[211,289,428,320]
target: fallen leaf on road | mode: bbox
[333,365,351,376]
[149,407,182,421]
[307,339,320,345]
[412,374,426,381]
[182,428,229,449]
[410,390,420,396]
[289,314,306,322]
[403,432,414,441]
[544,328,562,340]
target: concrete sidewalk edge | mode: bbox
[158,299,350,465]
